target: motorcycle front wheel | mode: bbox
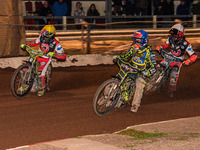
[93,79,120,116]
[11,64,34,98]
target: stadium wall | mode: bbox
[0,53,199,69]
[0,54,113,69]
[0,0,25,57]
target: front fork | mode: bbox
[156,66,170,84]
[156,71,164,84]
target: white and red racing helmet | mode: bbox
[169,24,185,42]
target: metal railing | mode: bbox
[1,14,200,56]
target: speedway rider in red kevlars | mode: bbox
[157,24,197,97]
[27,25,66,96]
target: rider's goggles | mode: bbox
[133,38,143,45]
[43,30,53,38]
[171,34,178,39]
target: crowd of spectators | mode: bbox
[112,0,150,16]
[112,0,198,17]
[26,0,200,28]
[37,0,101,29]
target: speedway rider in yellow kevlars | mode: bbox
[114,30,157,113]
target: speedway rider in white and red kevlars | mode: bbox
[157,24,197,97]
[27,25,66,96]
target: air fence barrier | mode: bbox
[1,15,200,57]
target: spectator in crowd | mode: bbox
[158,0,174,27]
[48,0,56,8]
[154,3,164,15]
[112,0,123,16]
[87,4,100,24]
[39,1,52,26]
[125,0,137,16]
[176,0,189,21]
[177,0,189,15]
[154,3,164,27]
[136,0,148,16]
[162,0,174,15]
[192,0,200,15]
[153,0,162,8]
[52,0,68,29]
[66,0,72,16]
[185,0,194,14]
[74,2,85,29]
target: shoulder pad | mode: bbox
[57,44,62,51]
[183,41,188,46]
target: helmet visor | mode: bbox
[169,28,179,35]
[169,28,180,42]
[42,30,54,41]
[133,38,142,45]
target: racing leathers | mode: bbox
[119,44,157,109]
[27,35,66,90]
[159,37,197,91]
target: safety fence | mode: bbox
[1,15,200,57]
[23,15,200,30]
[24,15,200,54]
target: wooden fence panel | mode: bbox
[0,0,25,57]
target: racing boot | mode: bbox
[130,104,139,113]
[37,89,45,97]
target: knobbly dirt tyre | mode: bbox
[11,64,34,98]
[93,79,120,116]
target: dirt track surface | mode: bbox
[0,61,200,150]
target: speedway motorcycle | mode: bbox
[11,44,52,98]
[145,48,183,93]
[93,57,146,116]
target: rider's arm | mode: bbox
[146,49,157,77]
[158,38,170,50]
[54,42,66,60]
[184,43,197,65]
[27,36,40,47]
[119,45,135,61]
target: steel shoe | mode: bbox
[37,89,45,97]
[130,105,139,113]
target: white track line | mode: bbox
[6,145,29,150]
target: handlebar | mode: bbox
[21,44,44,57]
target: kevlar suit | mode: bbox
[119,44,157,108]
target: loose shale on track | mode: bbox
[0,61,199,150]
